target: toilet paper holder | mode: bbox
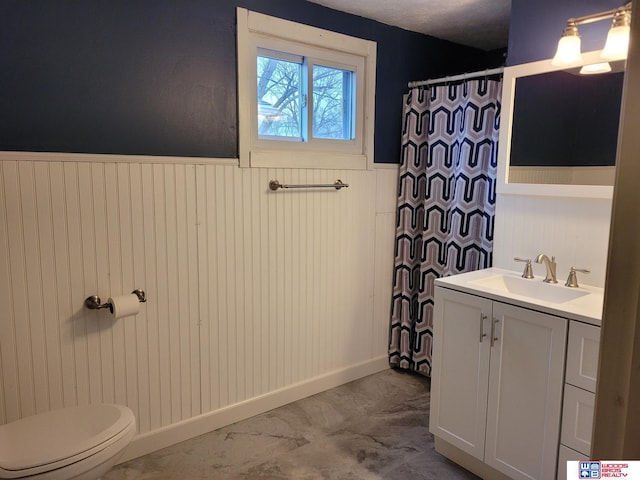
[85,289,146,313]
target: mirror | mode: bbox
[497,50,625,198]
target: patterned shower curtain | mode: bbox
[389,77,502,376]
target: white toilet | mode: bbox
[0,404,135,480]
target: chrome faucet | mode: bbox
[535,254,557,284]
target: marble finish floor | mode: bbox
[104,369,479,479]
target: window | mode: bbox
[256,49,304,140]
[237,8,377,169]
[257,50,356,142]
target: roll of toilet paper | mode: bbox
[107,294,140,319]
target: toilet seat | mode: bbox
[0,404,135,479]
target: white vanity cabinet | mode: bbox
[430,286,568,480]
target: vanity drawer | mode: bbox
[561,384,595,456]
[556,444,588,480]
[566,321,600,392]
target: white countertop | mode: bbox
[435,267,603,326]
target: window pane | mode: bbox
[257,55,302,139]
[312,65,354,140]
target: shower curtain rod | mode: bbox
[407,66,504,88]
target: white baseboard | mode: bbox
[120,356,390,463]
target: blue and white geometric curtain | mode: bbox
[389,78,502,376]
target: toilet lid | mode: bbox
[0,404,134,474]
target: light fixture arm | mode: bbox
[568,2,631,27]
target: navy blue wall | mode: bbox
[508,0,625,65]
[0,0,502,163]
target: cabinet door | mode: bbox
[485,302,567,480]
[430,287,492,460]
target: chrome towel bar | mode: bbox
[269,179,349,191]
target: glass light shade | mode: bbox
[601,25,630,60]
[580,62,612,74]
[552,35,583,66]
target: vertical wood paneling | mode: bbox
[190,165,381,410]
[212,166,228,408]
[49,162,76,409]
[494,195,612,288]
[310,171,321,378]
[258,169,271,395]
[92,164,115,406]
[374,212,396,356]
[319,169,329,368]
[164,164,180,424]
[249,171,262,396]
[0,159,203,433]
[274,169,285,389]
[174,165,197,419]
[186,166,201,418]
[105,164,122,408]
[0,161,20,422]
[19,162,50,415]
[290,171,301,385]
[202,167,213,408]
[230,166,241,404]
[0,157,392,446]
[237,168,249,400]
[195,165,210,414]
[115,163,137,413]
[5,162,36,417]
[64,162,90,407]
[296,170,308,383]
[373,168,400,359]
[129,164,150,433]
[152,164,171,426]
[77,163,101,404]
[33,163,64,411]
[141,163,161,430]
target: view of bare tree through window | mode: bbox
[312,65,353,140]
[257,55,302,138]
[257,53,354,140]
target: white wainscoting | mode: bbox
[0,156,399,460]
[493,193,612,288]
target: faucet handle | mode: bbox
[565,267,591,288]
[514,257,534,279]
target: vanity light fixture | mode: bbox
[579,62,612,74]
[602,7,632,60]
[552,22,583,66]
[552,2,632,67]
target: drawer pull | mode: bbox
[480,313,488,342]
[491,317,500,347]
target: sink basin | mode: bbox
[469,274,589,304]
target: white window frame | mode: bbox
[237,7,377,169]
